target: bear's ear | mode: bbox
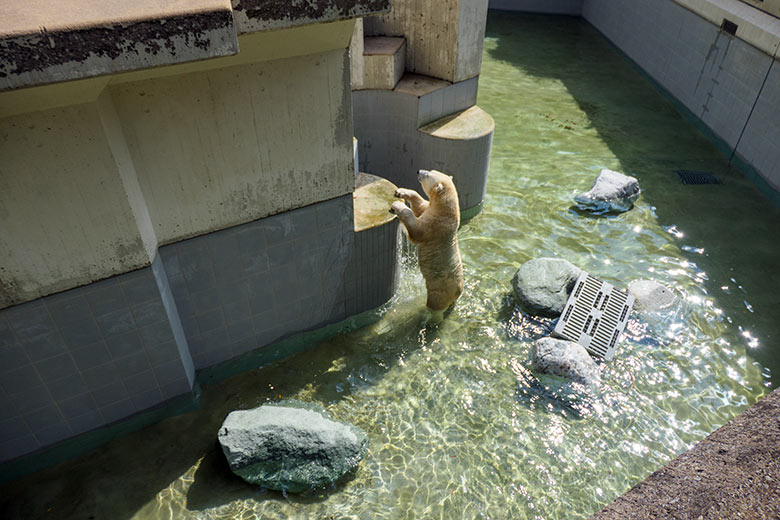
[434,182,444,195]
[448,174,453,179]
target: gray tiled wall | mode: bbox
[582,0,780,195]
[347,220,402,316]
[160,195,356,370]
[0,261,193,463]
[353,77,492,213]
[159,194,401,371]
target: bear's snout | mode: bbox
[417,169,431,181]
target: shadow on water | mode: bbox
[0,300,439,519]
[484,11,780,382]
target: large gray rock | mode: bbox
[512,258,582,317]
[218,402,368,493]
[574,168,640,214]
[628,279,678,313]
[531,337,600,385]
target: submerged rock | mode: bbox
[628,279,678,313]
[218,402,368,493]
[574,168,640,214]
[531,337,600,385]
[512,258,582,318]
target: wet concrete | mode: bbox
[589,387,780,520]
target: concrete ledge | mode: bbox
[232,0,390,34]
[0,0,392,92]
[589,387,780,519]
[0,1,238,92]
[420,105,496,141]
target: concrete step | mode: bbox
[394,73,479,127]
[360,36,406,90]
[418,105,495,141]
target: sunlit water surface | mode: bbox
[3,12,780,520]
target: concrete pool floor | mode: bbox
[590,387,780,519]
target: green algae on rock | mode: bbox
[218,401,368,493]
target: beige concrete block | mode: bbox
[364,0,488,83]
[0,103,149,307]
[111,50,355,244]
[361,37,406,89]
[350,18,366,89]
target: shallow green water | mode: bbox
[4,12,780,520]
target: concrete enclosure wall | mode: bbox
[0,24,355,308]
[582,0,780,193]
[0,2,403,466]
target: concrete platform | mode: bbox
[589,387,780,519]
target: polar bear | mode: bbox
[390,169,463,319]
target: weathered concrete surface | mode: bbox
[364,0,489,83]
[361,37,406,90]
[0,103,150,308]
[112,49,355,245]
[420,105,495,140]
[349,18,366,89]
[0,0,238,92]
[589,387,780,520]
[232,0,390,34]
[0,15,359,306]
[0,1,391,92]
[353,173,399,232]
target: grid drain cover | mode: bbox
[675,170,721,185]
[553,272,634,362]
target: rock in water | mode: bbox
[574,168,640,214]
[512,258,582,317]
[218,402,368,492]
[531,337,600,385]
[628,279,678,313]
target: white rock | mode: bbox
[531,337,600,385]
[574,168,640,214]
[628,279,678,312]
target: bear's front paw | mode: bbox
[395,188,412,200]
[390,201,407,215]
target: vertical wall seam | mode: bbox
[730,47,778,163]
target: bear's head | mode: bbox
[417,169,455,200]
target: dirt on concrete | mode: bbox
[589,387,780,520]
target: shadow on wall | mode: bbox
[483,12,780,372]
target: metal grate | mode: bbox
[553,272,634,362]
[675,170,721,185]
